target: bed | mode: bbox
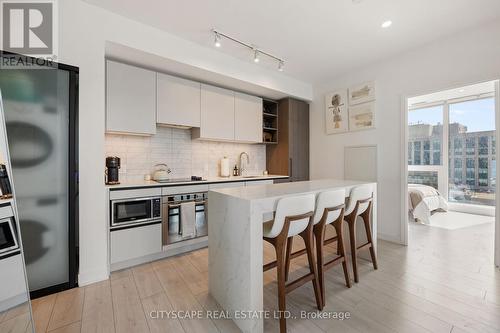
[408,184,448,224]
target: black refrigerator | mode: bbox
[0,52,79,298]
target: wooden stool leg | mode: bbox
[334,221,351,288]
[274,239,288,333]
[285,236,293,281]
[348,218,359,283]
[313,224,325,309]
[361,209,378,270]
[300,226,322,310]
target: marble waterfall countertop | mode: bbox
[211,178,374,201]
[207,179,377,333]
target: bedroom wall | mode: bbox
[310,19,500,243]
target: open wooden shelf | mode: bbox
[263,99,278,144]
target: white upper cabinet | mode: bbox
[106,61,156,135]
[157,73,201,128]
[235,92,263,143]
[194,84,235,141]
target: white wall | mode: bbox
[310,20,500,243]
[106,127,266,183]
[58,0,312,285]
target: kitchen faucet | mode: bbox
[239,152,250,176]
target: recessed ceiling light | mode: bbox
[381,20,392,28]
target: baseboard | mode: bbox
[377,232,404,245]
[78,267,109,287]
[0,293,28,313]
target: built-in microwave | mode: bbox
[110,197,162,230]
[0,217,19,256]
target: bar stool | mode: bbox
[344,185,378,283]
[285,190,351,308]
[263,194,322,333]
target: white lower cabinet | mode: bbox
[110,223,162,264]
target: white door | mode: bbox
[495,80,500,267]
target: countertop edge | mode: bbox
[106,175,289,190]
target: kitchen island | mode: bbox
[208,179,377,333]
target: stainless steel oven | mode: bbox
[111,197,162,230]
[0,217,19,256]
[162,192,207,245]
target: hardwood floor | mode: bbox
[27,220,499,333]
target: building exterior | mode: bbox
[408,122,496,205]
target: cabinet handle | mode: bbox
[289,158,293,178]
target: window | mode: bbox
[408,106,443,166]
[466,137,476,155]
[432,140,441,165]
[466,158,475,186]
[478,136,489,155]
[454,138,463,155]
[478,158,489,187]
[454,158,462,184]
[413,142,421,165]
[449,97,495,206]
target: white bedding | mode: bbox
[408,184,448,224]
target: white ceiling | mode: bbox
[84,0,500,84]
[408,80,496,107]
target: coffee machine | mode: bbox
[105,156,120,185]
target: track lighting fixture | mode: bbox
[214,32,221,47]
[212,28,285,71]
[253,50,260,63]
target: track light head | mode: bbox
[214,32,221,47]
[278,61,284,71]
[253,50,260,63]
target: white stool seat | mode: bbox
[345,184,373,216]
[262,194,315,239]
[313,189,346,225]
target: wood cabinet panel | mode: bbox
[266,98,309,182]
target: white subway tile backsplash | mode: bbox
[105,127,266,183]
